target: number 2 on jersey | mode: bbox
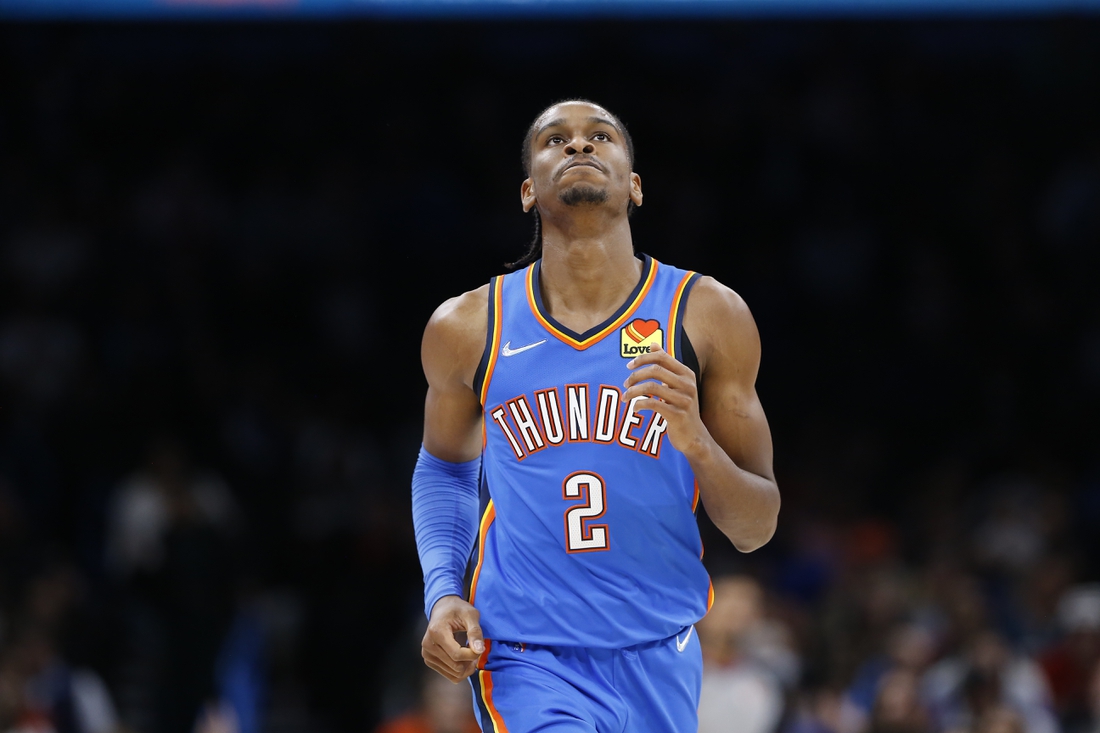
[562,471,610,553]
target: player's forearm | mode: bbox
[412,446,481,617]
[684,437,779,552]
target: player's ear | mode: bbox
[521,178,537,212]
[629,172,643,208]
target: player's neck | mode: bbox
[537,219,642,334]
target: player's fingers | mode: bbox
[632,398,667,415]
[624,381,685,407]
[422,655,458,682]
[439,659,477,681]
[622,381,664,403]
[432,636,480,666]
[424,638,470,669]
[422,640,463,673]
[627,345,690,375]
[623,364,690,391]
[428,649,477,682]
[423,641,472,677]
[464,621,486,655]
[443,604,485,656]
[430,627,481,663]
[450,645,481,663]
[427,624,468,656]
[424,655,467,684]
[627,358,695,388]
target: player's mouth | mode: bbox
[559,159,604,177]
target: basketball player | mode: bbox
[412,100,780,733]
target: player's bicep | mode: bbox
[422,383,483,463]
[420,288,488,463]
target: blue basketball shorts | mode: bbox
[468,625,702,733]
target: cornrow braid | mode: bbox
[507,209,543,271]
[507,99,635,271]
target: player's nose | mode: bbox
[564,139,595,156]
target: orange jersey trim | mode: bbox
[467,501,496,606]
[666,271,696,360]
[476,650,510,733]
[693,479,701,560]
[706,578,715,613]
[479,280,505,406]
[525,259,659,351]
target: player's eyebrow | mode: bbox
[536,115,619,140]
[535,118,566,138]
[587,116,617,130]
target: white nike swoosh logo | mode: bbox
[501,339,546,357]
[676,626,694,653]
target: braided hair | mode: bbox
[508,99,636,270]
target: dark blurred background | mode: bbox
[0,17,1098,733]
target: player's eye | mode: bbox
[592,132,611,142]
[547,135,565,145]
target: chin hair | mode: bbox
[559,185,609,207]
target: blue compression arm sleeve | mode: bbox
[411,445,481,619]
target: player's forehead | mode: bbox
[534,102,617,134]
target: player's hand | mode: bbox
[422,595,485,683]
[623,344,710,460]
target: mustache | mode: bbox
[555,157,604,179]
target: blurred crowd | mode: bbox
[699,565,1100,733]
[0,18,1098,733]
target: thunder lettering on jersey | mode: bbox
[467,253,714,649]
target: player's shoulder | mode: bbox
[422,283,491,381]
[685,275,755,333]
[682,275,760,372]
[425,283,490,339]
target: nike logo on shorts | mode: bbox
[676,626,694,652]
[501,339,546,357]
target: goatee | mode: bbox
[559,185,609,207]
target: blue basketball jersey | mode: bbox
[468,254,714,649]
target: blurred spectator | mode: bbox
[194,701,239,733]
[1079,660,1100,733]
[698,576,787,733]
[923,630,1057,733]
[973,707,1027,733]
[0,624,119,733]
[208,602,269,733]
[786,687,846,733]
[972,480,1046,577]
[105,438,240,733]
[869,669,931,733]
[105,438,237,580]
[0,557,119,733]
[1040,586,1100,732]
[846,623,937,729]
[373,672,479,733]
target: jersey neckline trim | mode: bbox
[526,253,658,351]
